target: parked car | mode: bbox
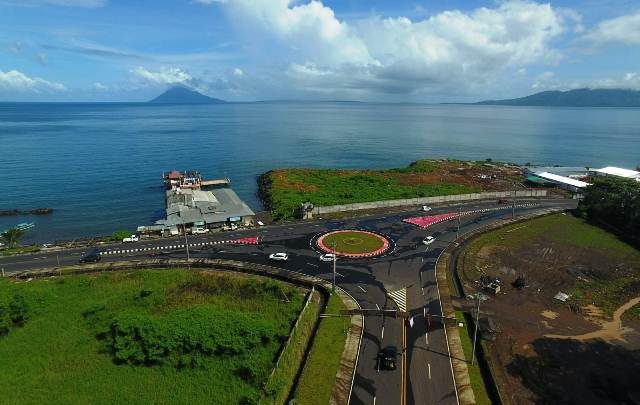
[222,224,238,231]
[422,236,435,245]
[377,346,398,370]
[319,253,336,262]
[422,205,432,212]
[122,235,139,243]
[269,252,289,261]
[79,249,101,263]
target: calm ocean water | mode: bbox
[1,102,639,243]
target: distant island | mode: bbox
[149,86,226,104]
[475,88,640,107]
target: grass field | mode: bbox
[294,293,350,405]
[0,269,308,405]
[258,159,500,220]
[321,231,385,254]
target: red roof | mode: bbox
[167,171,181,180]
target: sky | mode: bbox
[1,0,639,102]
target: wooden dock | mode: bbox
[201,178,231,187]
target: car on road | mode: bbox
[319,253,336,262]
[79,249,101,263]
[378,346,398,370]
[422,205,432,212]
[268,252,289,261]
[497,198,510,204]
[422,236,435,245]
[122,235,139,243]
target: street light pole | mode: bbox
[456,204,462,240]
[332,242,337,293]
[471,293,482,365]
[512,182,516,219]
[183,224,191,266]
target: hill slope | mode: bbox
[476,88,640,107]
[149,86,226,104]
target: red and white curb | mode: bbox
[403,203,538,229]
[99,236,260,256]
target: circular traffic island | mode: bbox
[316,230,391,258]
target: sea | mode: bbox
[1,102,639,244]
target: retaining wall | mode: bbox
[314,190,547,215]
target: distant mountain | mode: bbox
[149,86,226,104]
[476,88,640,107]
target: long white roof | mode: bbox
[594,166,640,179]
[536,172,591,188]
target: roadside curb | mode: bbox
[435,206,571,405]
[11,258,363,405]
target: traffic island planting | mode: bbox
[316,230,390,258]
[0,269,313,405]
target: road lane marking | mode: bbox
[425,332,429,345]
[381,326,384,340]
[421,287,424,296]
[375,303,380,311]
[428,363,431,379]
[307,262,319,267]
[373,396,376,405]
[388,288,407,312]
[358,285,367,293]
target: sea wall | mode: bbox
[314,189,547,215]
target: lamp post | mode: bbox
[471,293,483,365]
[456,204,462,240]
[183,223,191,267]
[512,182,516,219]
[332,242,337,293]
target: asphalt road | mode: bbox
[0,198,577,405]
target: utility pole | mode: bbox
[456,204,462,240]
[512,182,516,219]
[471,293,482,365]
[332,242,337,293]
[183,224,191,267]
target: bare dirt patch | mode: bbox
[458,214,640,404]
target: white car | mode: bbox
[422,205,432,212]
[422,236,435,245]
[122,235,139,243]
[319,253,336,262]
[269,252,289,261]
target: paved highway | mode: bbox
[0,198,577,404]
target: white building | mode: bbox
[592,166,640,182]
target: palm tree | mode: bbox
[1,227,25,249]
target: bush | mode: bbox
[9,294,28,325]
[111,230,131,241]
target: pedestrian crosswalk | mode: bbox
[388,288,407,312]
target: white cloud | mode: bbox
[211,0,573,97]
[131,66,193,85]
[0,69,66,92]
[583,12,640,45]
[93,82,108,91]
[233,68,244,77]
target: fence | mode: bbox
[314,189,547,215]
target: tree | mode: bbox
[1,227,25,249]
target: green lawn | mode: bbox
[455,311,491,405]
[294,293,351,405]
[321,231,385,254]
[0,269,307,405]
[261,160,482,220]
[1,245,41,256]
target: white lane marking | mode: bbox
[423,307,426,317]
[428,363,431,379]
[307,263,319,267]
[373,396,376,405]
[381,326,385,340]
[421,287,424,296]
[376,303,380,311]
[425,332,429,345]
[358,285,367,293]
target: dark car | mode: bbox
[497,198,510,204]
[79,249,101,263]
[378,345,398,370]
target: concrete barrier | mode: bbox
[314,190,547,215]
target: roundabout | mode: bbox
[316,230,391,258]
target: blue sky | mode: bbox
[1,0,639,102]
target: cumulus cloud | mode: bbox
[233,68,244,77]
[583,12,640,45]
[131,66,193,85]
[208,0,573,98]
[93,82,108,91]
[0,69,66,92]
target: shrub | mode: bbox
[111,230,131,241]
